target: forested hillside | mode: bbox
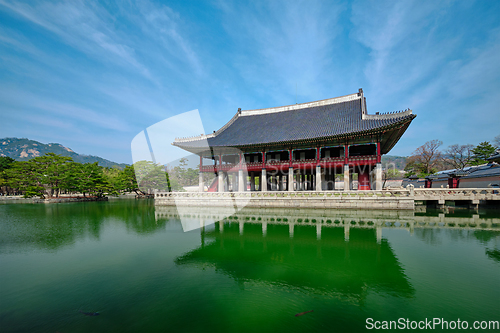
[0,138,128,169]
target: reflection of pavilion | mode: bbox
[156,206,500,233]
[175,218,415,303]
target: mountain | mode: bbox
[0,137,128,169]
[381,155,408,170]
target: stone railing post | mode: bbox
[407,184,414,197]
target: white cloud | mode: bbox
[0,0,153,79]
[0,87,131,132]
[217,0,345,105]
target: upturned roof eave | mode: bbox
[173,115,416,153]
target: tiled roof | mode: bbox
[463,164,500,178]
[487,149,500,162]
[174,91,415,151]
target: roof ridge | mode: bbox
[362,109,413,120]
[240,92,361,116]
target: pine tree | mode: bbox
[471,141,496,165]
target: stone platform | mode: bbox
[155,188,500,210]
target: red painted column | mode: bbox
[344,144,349,164]
[377,142,381,163]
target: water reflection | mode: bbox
[486,248,500,263]
[2,201,499,332]
[175,220,415,303]
[157,205,500,272]
[2,200,499,257]
[0,200,161,252]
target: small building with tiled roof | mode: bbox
[174,89,416,192]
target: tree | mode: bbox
[117,165,143,195]
[0,156,16,194]
[383,168,401,188]
[471,141,496,165]
[132,161,172,193]
[27,153,73,198]
[4,161,45,198]
[406,140,443,176]
[0,156,15,172]
[445,144,474,169]
[168,157,199,188]
[65,162,116,198]
[493,135,500,149]
[102,166,123,192]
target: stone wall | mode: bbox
[155,191,414,210]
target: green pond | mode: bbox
[1,199,499,332]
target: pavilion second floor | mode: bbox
[199,142,381,173]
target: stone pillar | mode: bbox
[376,226,382,244]
[224,172,230,191]
[199,172,204,192]
[262,221,267,237]
[218,172,224,192]
[250,172,255,191]
[288,167,294,192]
[316,223,321,239]
[289,223,294,237]
[239,220,244,235]
[343,164,350,191]
[238,169,244,192]
[261,169,267,191]
[375,162,383,190]
[316,165,321,192]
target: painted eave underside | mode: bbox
[173,93,416,154]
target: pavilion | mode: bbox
[173,89,416,192]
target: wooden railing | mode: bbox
[199,155,379,172]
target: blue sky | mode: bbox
[0,0,499,164]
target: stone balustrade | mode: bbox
[155,187,499,210]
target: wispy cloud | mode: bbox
[350,0,500,153]
[0,87,130,132]
[0,0,499,162]
[217,0,345,105]
[0,0,151,80]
